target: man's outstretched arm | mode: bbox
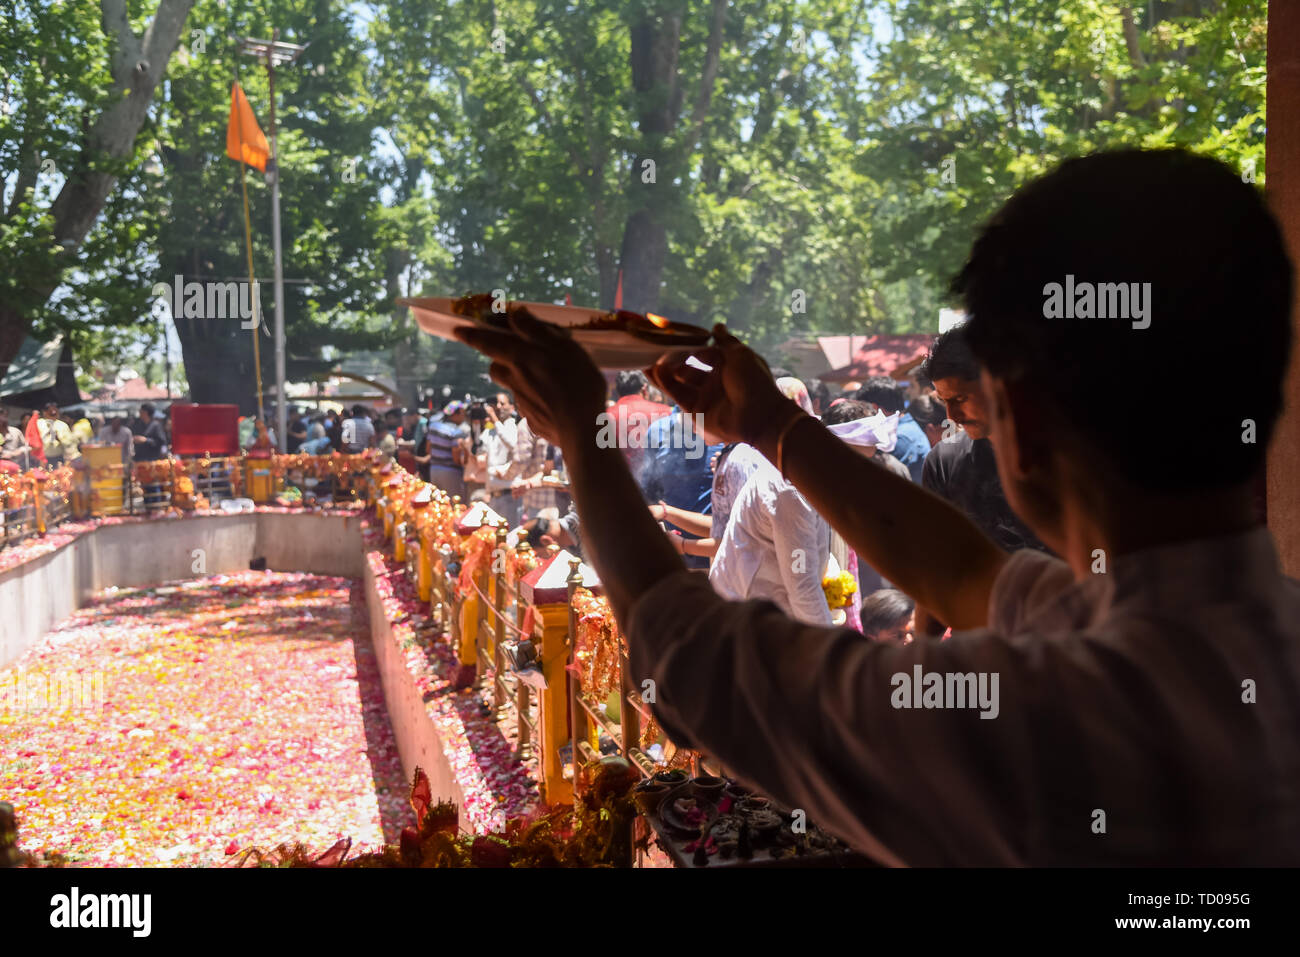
[651,327,1006,630]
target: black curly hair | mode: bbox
[951,148,1293,491]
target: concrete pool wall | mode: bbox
[1,512,364,669]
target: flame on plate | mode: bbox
[647,313,670,328]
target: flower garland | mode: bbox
[0,467,75,521]
[132,459,175,484]
[0,472,35,508]
[455,525,500,599]
[822,570,858,609]
[571,587,626,704]
[270,452,372,481]
[506,544,539,586]
[227,761,640,868]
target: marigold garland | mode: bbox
[572,587,626,703]
[225,761,640,868]
[506,545,539,586]
[822,570,858,609]
[456,525,500,598]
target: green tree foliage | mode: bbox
[150,0,395,409]
[0,0,196,383]
[2,0,1267,406]
[861,0,1266,301]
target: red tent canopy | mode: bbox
[819,334,935,384]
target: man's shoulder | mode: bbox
[741,461,785,498]
[923,429,971,465]
[876,451,912,480]
[932,429,973,457]
[921,430,965,485]
[726,442,766,469]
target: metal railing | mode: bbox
[0,467,79,550]
[467,529,538,762]
[368,463,703,814]
[0,453,376,553]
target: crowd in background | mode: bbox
[0,403,171,474]
[230,324,1035,645]
[499,324,1044,644]
[0,324,1029,646]
[332,324,1033,646]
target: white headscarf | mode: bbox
[826,410,899,454]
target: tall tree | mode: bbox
[0,0,196,382]
[154,0,395,410]
[860,0,1267,300]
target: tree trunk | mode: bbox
[388,246,417,405]
[0,0,195,382]
[617,0,725,314]
[618,4,682,313]
[175,315,262,414]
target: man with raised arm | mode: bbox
[455,149,1300,866]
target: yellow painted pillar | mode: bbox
[459,592,479,668]
[533,602,573,807]
[429,549,447,623]
[416,537,434,603]
[30,473,47,534]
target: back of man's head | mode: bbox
[953,148,1293,492]
[821,399,875,426]
[860,589,916,641]
[854,376,905,414]
[615,370,646,398]
[907,394,948,430]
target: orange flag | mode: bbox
[25,411,45,464]
[226,82,269,172]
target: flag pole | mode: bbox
[238,34,305,449]
[267,32,287,453]
[233,58,265,422]
[238,161,265,422]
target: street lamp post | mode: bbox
[239,32,305,452]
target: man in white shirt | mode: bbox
[0,407,32,470]
[341,406,374,453]
[709,457,832,625]
[96,417,134,465]
[37,403,78,466]
[649,439,767,563]
[483,392,524,524]
[709,401,905,624]
[512,416,558,517]
[454,149,1300,865]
